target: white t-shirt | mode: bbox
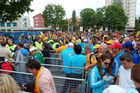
[118,65,135,89]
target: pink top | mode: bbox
[38,68,56,93]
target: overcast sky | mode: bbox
[24,0,140,26]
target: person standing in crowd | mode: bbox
[109,42,124,78]
[41,42,50,65]
[93,44,100,55]
[0,74,20,93]
[130,34,136,49]
[122,41,139,64]
[35,37,43,51]
[68,45,86,92]
[55,40,68,62]
[130,64,140,93]
[14,41,29,87]
[14,41,29,72]
[26,59,56,93]
[90,54,113,93]
[135,38,140,63]
[122,37,130,44]
[0,36,4,48]
[0,41,13,60]
[84,45,97,71]
[112,35,119,42]
[24,41,33,52]
[29,47,44,64]
[61,42,74,93]
[6,39,17,52]
[99,43,114,68]
[115,53,135,89]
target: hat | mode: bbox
[84,39,87,42]
[109,42,121,49]
[122,41,133,48]
[107,40,114,44]
[68,43,74,47]
[29,47,37,53]
[103,85,127,93]
[93,44,100,49]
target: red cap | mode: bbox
[109,42,122,49]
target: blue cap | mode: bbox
[122,41,133,47]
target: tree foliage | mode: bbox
[72,10,76,31]
[0,0,33,22]
[80,8,96,30]
[105,4,128,31]
[135,18,140,31]
[60,19,68,31]
[43,4,65,30]
[95,7,106,31]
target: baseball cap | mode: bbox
[84,39,88,42]
[93,44,100,49]
[106,40,114,44]
[68,43,74,47]
[29,47,37,53]
[122,41,134,47]
[109,42,121,49]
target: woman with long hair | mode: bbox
[90,54,113,93]
[0,74,20,93]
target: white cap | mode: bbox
[103,85,127,93]
[84,39,87,42]
[68,43,74,47]
[29,47,37,53]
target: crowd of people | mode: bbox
[0,31,140,93]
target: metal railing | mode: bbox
[0,62,89,93]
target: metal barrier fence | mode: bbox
[0,62,89,93]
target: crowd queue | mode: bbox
[0,31,140,93]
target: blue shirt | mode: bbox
[69,54,86,74]
[112,51,124,77]
[130,50,139,64]
[90,66,113,93]
[61,47,74,74]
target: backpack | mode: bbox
[1,61,13,74]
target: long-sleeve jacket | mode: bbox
[90,66,112,93]
[112,51,124,77]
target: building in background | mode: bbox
[106,0,136,30]
[33,13,45,28]
[0,16,31,31]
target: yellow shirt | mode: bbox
[86,52,97,71]
[55,45,67,58]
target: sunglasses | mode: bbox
[104,62,110,65]
[120,57,132,62]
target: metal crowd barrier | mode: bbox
[0,62,89,93]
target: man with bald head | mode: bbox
[122,37,130,44]
[99,43,113,66]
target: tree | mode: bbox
[43,4,65,30]
[105,4,128,32]
[80,8,96,30]
[0,0,33,22]
[135,17,140,31]
[95,7,106,31]
[59,19,68,31]
[72,10,76,31]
